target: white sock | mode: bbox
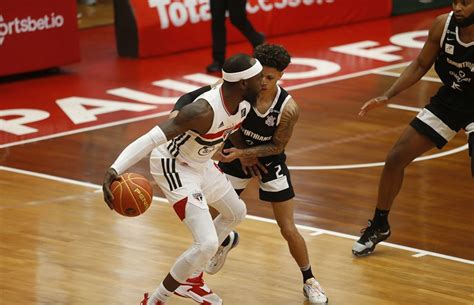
[149,283,172,304]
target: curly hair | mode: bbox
[253,44,291,72]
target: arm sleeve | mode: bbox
[173,85,212,111]
[111,126,167,175]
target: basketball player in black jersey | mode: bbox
[171,44,328,305]
[352,0,474,257]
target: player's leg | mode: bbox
[258,161,327,304]
[353,100,464,256]
[204,161,249,274]
[351,125,436,257]
[227,0,265,47]
[208,0,227,70]
[146,154,222,304]
[271,200,310,273]
[171,200,223,305]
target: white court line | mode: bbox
[2,165,471,266]
[152,79,199,92]
[107,88,177,105]
[183,73,221,85]
[1,61,412,149]
[288,103,468,170]
[285,61,411,91]
[0,111,171,149]
[288,144,468,170]
[372,70,442,83]
[387,103,422,112]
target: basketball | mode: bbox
[111,173,153,217]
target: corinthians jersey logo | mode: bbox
[0,13,65,46]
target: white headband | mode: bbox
[222,59,263,82]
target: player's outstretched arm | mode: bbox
[102,99,213,208]
[359,14,447,117]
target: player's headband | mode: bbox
[222,60,262,82]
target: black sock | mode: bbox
[221,234,231,247]
[372,208,390,229]
[301,265,314,283]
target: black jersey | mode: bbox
[224,86,292,163]
[434,12,474,111]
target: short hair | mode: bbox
[222,53,254,73]
[254,44,291,72]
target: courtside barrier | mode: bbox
[114,0,392,58]
[0,0,80,77]
[392,0,451,16]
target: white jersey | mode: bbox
[162,84,250,166]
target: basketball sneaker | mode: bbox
[352,220,391,257]
[303,278,328,304]
[205,231,239,274]
[174,273,223,305]
[140,292,165,305]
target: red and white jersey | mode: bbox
[163,84,250,166]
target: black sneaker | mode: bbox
[352,220,391,257]
[206,61,223,73]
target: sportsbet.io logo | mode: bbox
[0,13,64,46]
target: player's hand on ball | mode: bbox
[103,167,119,209]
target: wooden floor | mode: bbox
[1,6,473,305]
[1,169,472,305]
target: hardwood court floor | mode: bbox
[0,169,472,305]
[1,7,473,305]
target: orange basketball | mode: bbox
[111,173,153,217]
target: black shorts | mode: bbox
[410,91,474,149]
[217,155,295,203]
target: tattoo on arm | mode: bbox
[240,99,299,158]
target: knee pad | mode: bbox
[196,238,219,262]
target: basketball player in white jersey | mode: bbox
[170,44,328,305]
[102,53,263,305]
[352,0,474,257]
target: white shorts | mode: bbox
[150,146,234,210]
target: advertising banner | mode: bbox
[392,0,451,15]
[116,0,392,58]
[0,0,80,76]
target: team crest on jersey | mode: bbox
[241,108,247,118]
[265,115,276,127]
[192,191,203,201]
[445,43,454,55]
[198,146,215,156]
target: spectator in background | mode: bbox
[207,0,265,73]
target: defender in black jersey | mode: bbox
[172,44,328,305]
[353,0,474,257]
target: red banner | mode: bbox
[0,0,80,76]
[127,0,392,57]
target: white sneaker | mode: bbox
[303,278,328,304]
[205,231,239,275]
